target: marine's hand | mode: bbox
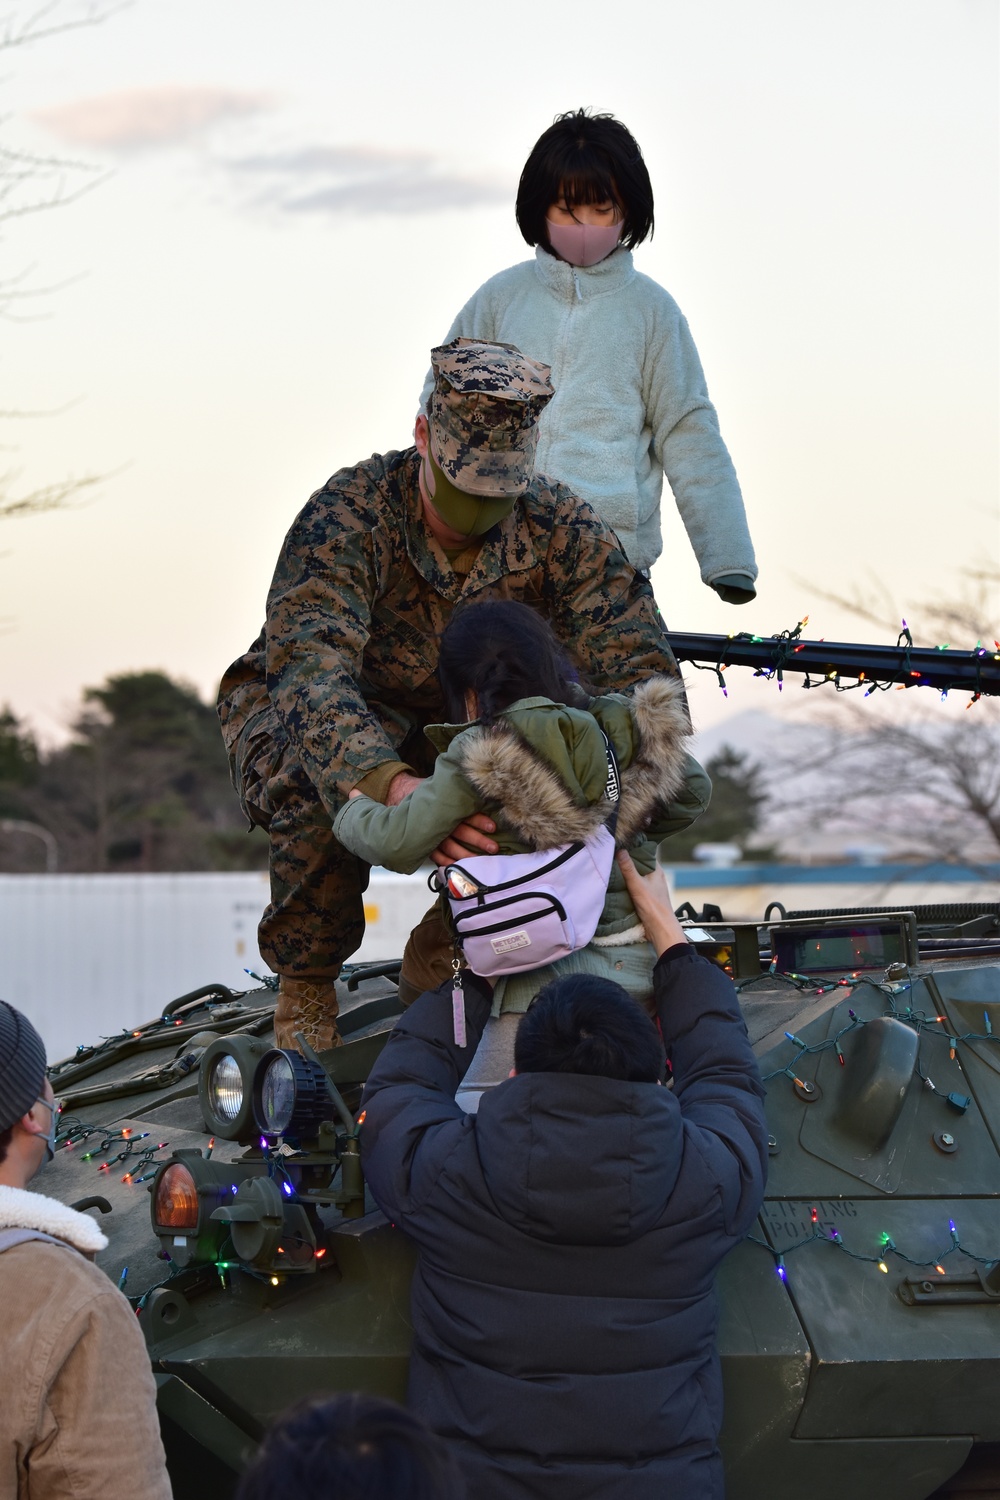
[616,849,689,957]
[430,813,498,867]
[385,772,425,806]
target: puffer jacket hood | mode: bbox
[436,674,692,850]
[476,1072,682,1245]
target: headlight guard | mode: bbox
[252,1048,331,1143]
[198,1035,271,1142]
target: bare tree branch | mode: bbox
[0,468,104,519]
[759,569,1000,862]
[0,2,127,53]
[0,2,127,522]
[792,568,1000,648]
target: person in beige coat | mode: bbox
[0,999,172,1500]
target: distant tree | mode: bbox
[2,671,267,872]
[0,706,38,791]
[0,708,52,869]
[774,570,1000,863]
[665,746,776,862]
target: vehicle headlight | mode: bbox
[150,1150,256,1267]
[199,1035,270,1142]
[252,1049,331,1143]
[209,1054,244,1122]
[259,1052,295,1134]
[154,1163,199,1229]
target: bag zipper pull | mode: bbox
[451,955,467,1048]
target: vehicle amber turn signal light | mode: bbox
[154,1163,199,1228]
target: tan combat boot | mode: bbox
[274,977,342,1053]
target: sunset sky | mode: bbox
[2,0,997,746]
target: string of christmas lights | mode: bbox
[758,969,999,1092]
[244,969,279,991]
[132,1262,193,1315]
[56,1117,171,1181]
[258,1135,301,1199]
[48,985,265,1079]
[684,616,814,696]
[669,619,1000,701]
[749,1211,996,1281]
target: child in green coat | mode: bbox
[333,600,709,1012]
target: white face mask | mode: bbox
[545,218,622,268]
[35,1096,58,1164]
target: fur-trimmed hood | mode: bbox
[0,1184,108,1254]
[458,675,692,849]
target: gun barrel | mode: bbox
[665,633,1000,696]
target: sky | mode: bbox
[1,0,997,749]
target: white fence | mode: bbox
[0,870,434,1061]
[4,865,997,1063]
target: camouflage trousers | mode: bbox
[233,706,370,979]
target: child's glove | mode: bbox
[710,572,757,604]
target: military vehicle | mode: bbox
[39,629,1000,1500]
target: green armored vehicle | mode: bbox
[42,901,1000,1500]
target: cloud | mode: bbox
[32,86,276,149]
[29,93,511,217]
[224,145,512,218]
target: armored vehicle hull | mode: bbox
[41,929,1000,1500]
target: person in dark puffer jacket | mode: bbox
[360,854,768,1500]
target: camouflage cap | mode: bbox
[428,338,554,497]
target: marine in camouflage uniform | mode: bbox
[218,339,685,1049]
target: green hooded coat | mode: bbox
[333,676,709,1007]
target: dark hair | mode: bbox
[514,973,665,1083]
[438,599,588,725]
[516,109,654,251]
[234,1392,463,1500]
[0,1126,11,1166]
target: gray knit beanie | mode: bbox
[0,1000,48,1133]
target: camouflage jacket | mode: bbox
[219,446,680,817]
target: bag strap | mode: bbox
[602,732,621,841]
[602,733,621,805]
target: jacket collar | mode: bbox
[532,244,635,302]
[0,1184,108,1253]
[423,697,553,755]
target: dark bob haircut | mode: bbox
[515,973,665,1084]
[437,598,589,726]
[234,1392,463,1500]
[516,109,655,252]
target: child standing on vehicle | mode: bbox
[333,599,709,1012]
[419,109,758,601]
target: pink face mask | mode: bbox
[545,218,622,268]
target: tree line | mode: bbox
[0,671,774,874]
[0,673,268,873]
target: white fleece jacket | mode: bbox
[420,246,757,581]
